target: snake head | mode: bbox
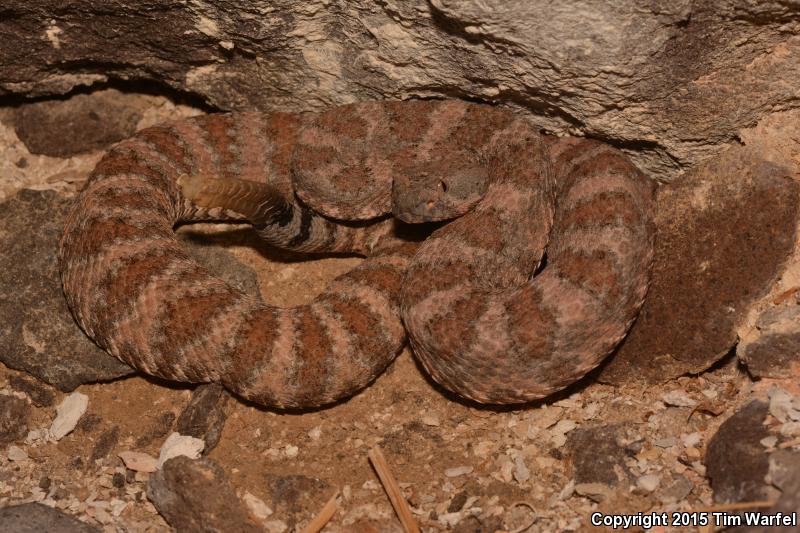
[391,150,489,224]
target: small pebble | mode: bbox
[574,482,611,502]
[513,456,530,483]
[444,465,473,477]
[768,387,800,423]
[637,474,661,492]
[7,445,28,461]
[760,435,778,448]
[283,444,299,458]
[243,491,273,519]
[682,432,702,447]
[421,414,440,426]
[307,427,321,440]
[661,391,696,408]
[119,451,158,473]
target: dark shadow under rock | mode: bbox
[600,151,800,385]
[0,189,134,391]
[147,456,263,533]
[705,400,774,504]
[178,232,261,297]
[0,502,99,533]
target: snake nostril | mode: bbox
[439,180,448,192]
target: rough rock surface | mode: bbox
[0,394,31,446]
[175,383,232,455]
[2,2,800,180]
[564,423,637,488]
[599,146,800,384]
[146,456,264,533]
[705,400,772,504]
[0,503,99,533]
[264,473,331,528]
[0,189,134,391]
[8,374,56,407]
[13,89,143,157]
[739,305,800,379]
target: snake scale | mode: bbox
[58,99,654,408]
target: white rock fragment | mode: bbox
[361,480,380,490]
[682,432,702,447]
[769,387,800,423]
[157,432,204,468]
[7,445,28,461]
[529,406,564,429]
[583,402,600,420]
[111,499,128,517]
[513,456,530,483]
[551,419,577,435]
[637,474,661,492]
[421,414,440,426]
[307,426,322,440]
[439,511,464,527]
[119,451,159,473]
[661,391,696,408]
[558,480,575,500]
[779,421,800,437]
[48,392,88,440]
[760,435,778,449]
[549,419,576,447]
[264,520,288,533]
[472,441,494,457]
[574,482,611,502]
[444,465,473,477]
[283,444,299,458]
[25,429,45,444]
[243,491,273,520]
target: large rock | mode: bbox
[705,400,773,504]
[0,189,135,390]
[147,456,264,533]
[2,2,800,180]
[600,142,800,384]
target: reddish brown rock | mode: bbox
[564,423,640,488]
[0,394,31,446]
[705,400,772,504]
[13,89,143,157]
[738,305,800,379]
[175,383,232,454]
[147,456,263,533]
[600,149,800,385]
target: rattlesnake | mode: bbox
[58,99,654,408]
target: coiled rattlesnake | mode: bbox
[59,99,654,407]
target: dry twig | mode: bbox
[299,491,339,533]
[368,446,420,533]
